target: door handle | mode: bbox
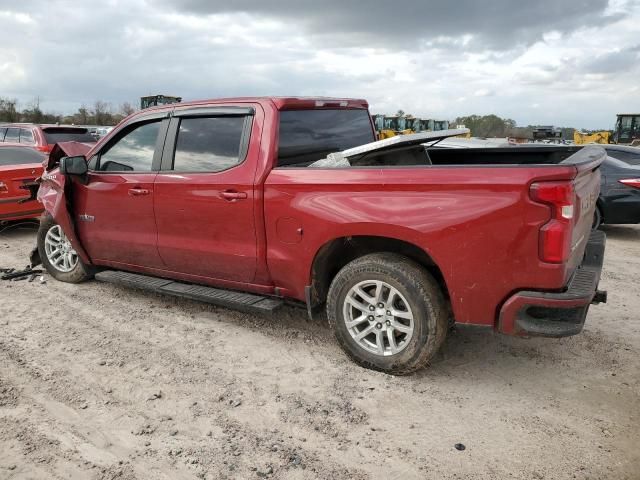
[128,188,151,196]
[220,190,248,201]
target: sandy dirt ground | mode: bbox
[0,222,638,480]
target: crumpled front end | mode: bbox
[37,164,92,266]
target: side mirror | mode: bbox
[59,156,88,176]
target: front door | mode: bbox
[153,108,258,283]
[74,118,168,268]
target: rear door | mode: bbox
[153,106,258,282]
[73,115,169,267]
[0,147,44,220]
[599,158,640,224]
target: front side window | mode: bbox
[172,116,246,172]
[0,128,6,141]
[19,129,35,145]
[98,121,161,172]
[4,128,20,143]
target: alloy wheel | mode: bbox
[342,280,415,356]
[44,225,79,273]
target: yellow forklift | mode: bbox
[573,130,611,145]
[614,114,640,145]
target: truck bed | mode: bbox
[349,145,588,168]
[265,144,605,328]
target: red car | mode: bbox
[34,97,607,374]
[0,145,45,222]
[0,123,96,153]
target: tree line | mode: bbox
[0,97,136,126]
[2,98,589,138]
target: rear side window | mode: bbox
[42,127,96,144]
[607,150,640,166]
[0,128,6,141]
[4,128,20,142]
[277,109,375,167]
[172,116,247,172]
[0,147,45,166]
[98,121,161,172]
[19,128,35,145]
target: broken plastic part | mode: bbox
[309,153,351,168]
[29,246,42,268]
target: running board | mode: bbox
[94,270,283,315]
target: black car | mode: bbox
[594,153,640,228]
[604,145,640,166]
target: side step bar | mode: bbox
[94,270,283,316]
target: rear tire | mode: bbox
[327,253,448,375]
[37,215,93,283]
[592,206,603,230]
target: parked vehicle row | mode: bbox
[0,123,96,153]
[30,96,608,374]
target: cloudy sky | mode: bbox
[1,0,639,128]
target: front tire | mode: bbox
[327,253,448,375]
[37,216,93,283]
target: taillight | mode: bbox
[530,181,575,263]
[619,178,640,190]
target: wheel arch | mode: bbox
[308,235,450,310]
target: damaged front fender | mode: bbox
[38,161,92,267]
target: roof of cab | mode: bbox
[139,96,369,115]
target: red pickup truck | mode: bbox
[34,97,607,374]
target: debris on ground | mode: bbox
[1,266,43,281]
[147,391,163,401]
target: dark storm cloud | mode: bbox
[157,0,618,50]
[1,0,638,128]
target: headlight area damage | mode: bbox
[29,141,93,269]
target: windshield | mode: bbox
[277,109,375,167]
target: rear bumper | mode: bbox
[498,230,606,337]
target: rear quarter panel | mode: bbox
[265,165,578,326]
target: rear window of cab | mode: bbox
[277,109,375,167]
[42,127,96,144]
